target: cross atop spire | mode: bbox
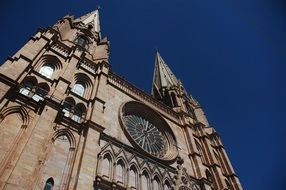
[74,8,101,34]
[152,51,179,98]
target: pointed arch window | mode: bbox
[38,133,74,189]
[213,150,226,173]
[170,92,178,107]
[153,176,161,190]
[101,154,112,179]
[225,179,231,189]
[44,177,54,190]
[128,165,137,189]
[163,180,172,190]
[205,169,213,183]
[73,83,85,97]
[195,140,206,163]
[39,64,54,78]
[141,171,150,190]
[115,160,125,184]
[74,35,89,49]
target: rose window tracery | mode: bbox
[119,101,178,161]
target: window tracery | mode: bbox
[96,142,177,190]
[120,101,178,161]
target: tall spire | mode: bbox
[74,8,101,34]
[151,51,198,115]
[152,51,179,98]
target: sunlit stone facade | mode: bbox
[0,10,242,190]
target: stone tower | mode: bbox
[0,9,242,190]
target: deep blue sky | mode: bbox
[0,0,285,189]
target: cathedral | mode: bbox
[0,9,242,190]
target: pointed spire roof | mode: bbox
[152,51,179,94]
[74,9,101,33]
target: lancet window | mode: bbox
[141,170,150,190]
[44,177,54,190]
[128,165,138,189]
[74,35,89,49]
[101,153,112,180]
[115,159,125,184]
[153,176,161,190]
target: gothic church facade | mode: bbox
[0,10,242,190]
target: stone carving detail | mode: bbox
[119,101,178,161]
[96,140,176,189]
[51,42,71,57]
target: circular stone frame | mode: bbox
[119,101,178,161]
